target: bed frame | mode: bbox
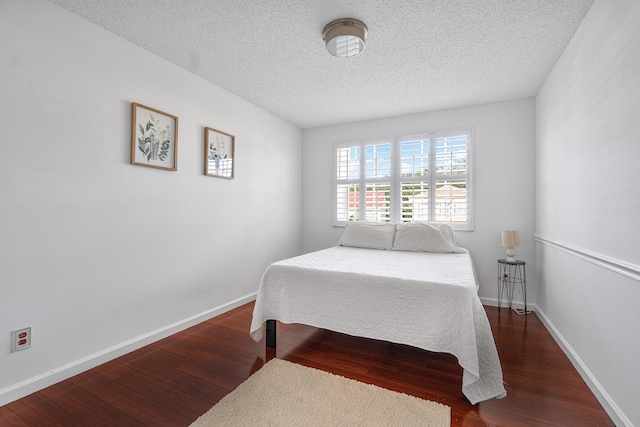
[265,319,277,348]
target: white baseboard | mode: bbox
[0,292,257,407]
[481,297,629,425]
[479,296,532,311]
[512,304,630,427]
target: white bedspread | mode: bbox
[250,246,506,404]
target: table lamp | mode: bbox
[501,230,520,262]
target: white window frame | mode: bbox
[332,128,474,230]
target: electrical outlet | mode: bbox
[11,327,31,352]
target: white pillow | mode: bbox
[412,222,457,245]
[392,222,464,253]
[338,222,396,250]
[435,223,457,246]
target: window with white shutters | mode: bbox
[333,128,473,230]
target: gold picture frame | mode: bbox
[205,127,235,179]
[131,103,178,171]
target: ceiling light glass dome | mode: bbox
[322,18,368,58]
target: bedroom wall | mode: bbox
[301,98,536,305]
[0,0,301,405]
[535,0,640,425]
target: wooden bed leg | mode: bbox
[266,320,276,349]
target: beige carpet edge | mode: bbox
[190,358,450,427]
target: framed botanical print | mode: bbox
[205,127,235,179]
[131,103,178,171]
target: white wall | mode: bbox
[0,0,301,405]
[536,0,640,425]
[301,98,536,304]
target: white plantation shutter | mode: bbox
[364,182,391,222]
[433,131,470,225]
[400,181,429,222]
[399,135,431,223]
[335,144,361,222]
[334,128,473,230]
[336,183,360,222]
[334,139,393,224]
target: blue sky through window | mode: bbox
[365,143,391,178]
[345,136,467,178]
[401,139,429,176]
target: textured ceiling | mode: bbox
[48,0,594,129]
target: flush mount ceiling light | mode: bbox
[322,18,368,58]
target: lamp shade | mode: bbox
[322,18,367,58]
[501,231,520,248]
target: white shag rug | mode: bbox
[190,358,450,427]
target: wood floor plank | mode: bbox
[0,406,30,427]
[1,302,614,426]
[5,392,87,427]
[38,381,128,426]
[106,394,192,427]
[172,376,229,406]
[68,368,146,405]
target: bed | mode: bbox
[249,222,506,404]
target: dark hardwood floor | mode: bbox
[1,302,614,426]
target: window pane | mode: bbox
[400,181,429,222]
[364,183,390,222]
[365,143,391,179]
[400,139,429,176]
[336,146,360,180]
[336,183,360,222]
[435,135,467,176]
[435,180,467,223]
